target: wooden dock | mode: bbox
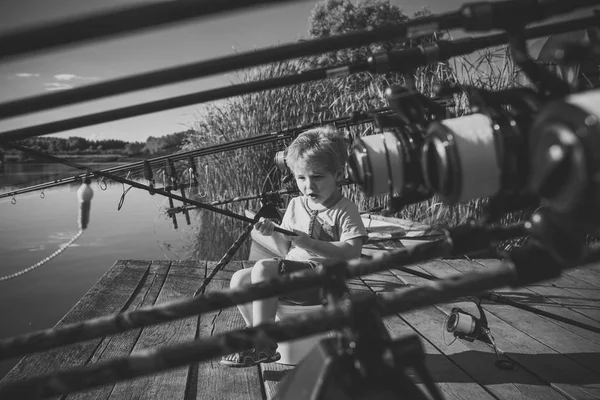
[1,258,600,399]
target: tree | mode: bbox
[307,0,409,66]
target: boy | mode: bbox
[220,126,367,367]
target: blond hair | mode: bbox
[285,126,348,175]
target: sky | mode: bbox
[0,0,595,143]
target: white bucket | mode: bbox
[275,303,331,365]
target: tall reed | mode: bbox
[180,40,533,259]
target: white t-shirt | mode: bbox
[280,196,367,263]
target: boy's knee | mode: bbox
[230,268,251,289]
[251,258,280,281]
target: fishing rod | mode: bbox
[0,0,306,61]
[0,0,594,109]
[0,106,395,199]
[167,187,299,217]
[1,141,297,236]
[0,11,596,143]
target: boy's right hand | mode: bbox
[254,217,275,236]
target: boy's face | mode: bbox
[292,161,341,208]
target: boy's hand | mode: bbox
[286,229,312,248]
[254,217,275,236]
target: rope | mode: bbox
[0,230,83,282]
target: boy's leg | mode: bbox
[250,258,280,326]
[229,268,253,327]
[220,259,281,367]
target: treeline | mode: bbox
[5,130,191,158]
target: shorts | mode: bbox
[277,259,323,306]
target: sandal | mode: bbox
[220,346,281,367]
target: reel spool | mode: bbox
[529,88,600,230]
[444,304,515,370]
[274,150,287,172]
[422,88,540,206]
[347,124,430,202]
[274,150,296,184]
[347,85,437,208]
[445,307,487,343]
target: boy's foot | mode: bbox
[220,346,281,367]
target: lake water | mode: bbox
[0,162,250,378]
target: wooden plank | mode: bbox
[463,259,600,346]
[411,259,600,400]
[66,260,172,400]
[442,260,600,375]
[108,260,205,400]
[361,269,538,400]
[564,265,600,289]
[473,258,600,326]
[392,263,576,400]
[0,260,151,386]
[194,261,264,400]
[350,275,495,400]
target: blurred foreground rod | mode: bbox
[0,0,307,60]
[0,2,598,120]
[0,11,598,143]
[0,221,527,361]
[0,241,595,399]
[0,0,594,62]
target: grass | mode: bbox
[178,42,548,260]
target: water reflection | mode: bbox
[0,162,254,378]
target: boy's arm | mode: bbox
[254,218,292,255]
[287,231,363,260]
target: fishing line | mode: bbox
[117,172,134,211]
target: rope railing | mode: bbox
[0,220,527,361]
[0,240,589,399]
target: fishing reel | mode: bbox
[444,302,515,370]
[274,149,296,185]
[421,85,542,218]
[528,87,600,233]
[527,40,600,233]
[347,85,442,211]
[445,305,489,343]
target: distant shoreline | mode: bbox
[2,154,145,165]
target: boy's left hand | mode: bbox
[286,229,312,248]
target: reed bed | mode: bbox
[179,37,539,259]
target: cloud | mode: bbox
[15,73,41,78]
[53,73,99,81]
[44,82,74,91]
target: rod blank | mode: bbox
[0,0,305,60]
